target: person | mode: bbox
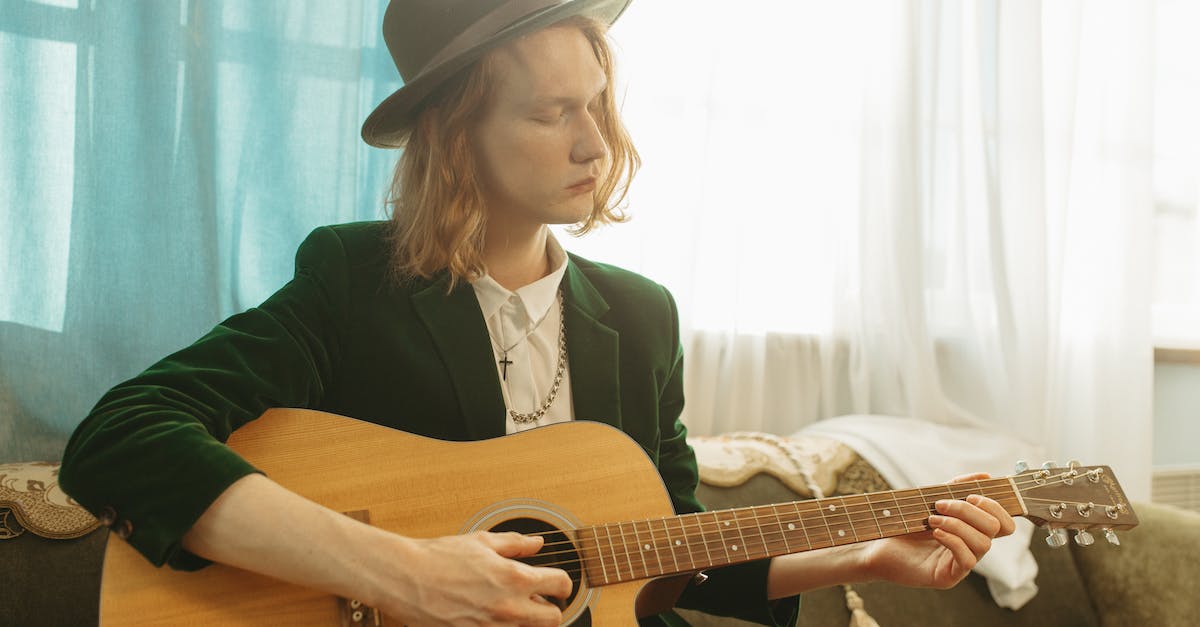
[60,1,1016,625]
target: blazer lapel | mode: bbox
[411,276,507,440]
[562,259,622,430]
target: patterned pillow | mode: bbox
[0,462,99,540]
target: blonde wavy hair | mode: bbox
[384,16,640,289]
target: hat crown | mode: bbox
[383,0,532,82]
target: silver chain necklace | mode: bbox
[507,290,567,425]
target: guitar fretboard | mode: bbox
[573,478,1021,586]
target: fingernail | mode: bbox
[929,515,945,526]
[935,499,950,511]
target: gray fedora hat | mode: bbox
[362,0,633,148]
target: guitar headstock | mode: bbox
[1010,460,1139,548]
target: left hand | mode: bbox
[859,472,1017,589]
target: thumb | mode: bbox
[483,531,544,559]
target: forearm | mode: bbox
[181,473,403,608]
[766,544,871,599]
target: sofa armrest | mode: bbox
[1069,501,1200,626]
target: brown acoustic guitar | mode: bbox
[98,408,1139,625]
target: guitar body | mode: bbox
[99,409,684,625]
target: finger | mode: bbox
[949,471,992,484]
[932,527,978,574]
[929,513,993,558]
[935,498,1002,538]
[525,563,574,601]
[519,596,564,627]
[965,494,1017,537]
[483,531,544,558]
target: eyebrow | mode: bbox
[528,82,607,107]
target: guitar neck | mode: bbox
[574,477,1023,586]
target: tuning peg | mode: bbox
[1042,461,1058,471]
[1045,528,1069,548]
[1068,460,1081,470]
[1015,460,1029,474]
[1103,529,1120,546]
[1073,530,1095,546]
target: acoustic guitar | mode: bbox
[98,408,1138,625]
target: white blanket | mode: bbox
[799,414,1045,610]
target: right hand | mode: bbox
[379,530,573,626]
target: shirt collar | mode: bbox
[471,233,569,323]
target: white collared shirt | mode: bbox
[470,234,574,433]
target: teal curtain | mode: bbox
[0,1,401,461]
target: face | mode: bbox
[472,25,609,232]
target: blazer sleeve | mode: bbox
[59,226,349,570]
[654,286,800,627]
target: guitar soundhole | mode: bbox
[489,517,589,625]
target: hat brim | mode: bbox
[361,0,632,149]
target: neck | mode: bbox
[482,223,552,291]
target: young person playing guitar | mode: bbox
[60,1,1016,625]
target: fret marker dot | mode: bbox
[838,530,846,537]
[675,540,682,546]
[787,523,796,530]
[724,521,731,526]
[829,505,837,512]
[731,545,739,551]
[643,544,650,551]
[883,509,892,517]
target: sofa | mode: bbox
[4,444,1199,626]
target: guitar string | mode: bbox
[522,505,1019,582]
[515,473,1117,569]
[525,505,1122,579]
[526,474,1088,561]
[524,491,1120,581]
[525,469,1110,552]
[526,476,1026,552]
[529,491,1104,565]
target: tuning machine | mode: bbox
[1073,529,1095,546]
[1103,528,1120,546]
[1045,528,1069,548]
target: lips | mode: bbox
[567,177,597,193]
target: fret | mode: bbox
[658,517,681,574]
[916,488,937,529]
[790,501,817,549]
[578,526,608,586]
[729,504,768,559]
[728,509,750,560]
[844,494,882,541]
[748,506,772,558]
[887,489,910,533]
[770,504,792,553]
[815,498,844,546]
[648,514,667,574]
[670,516,695,571]
[692,512,714,566]
[708,510,733,565]
[629,520,650,578]
[616,521,637,580]
[601,523,620,583]
[865,492,900,537]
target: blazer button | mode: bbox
[97,506,117,527]
[115,519,134,540]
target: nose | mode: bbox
[571,110,608,165]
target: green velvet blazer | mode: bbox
[60,221,796,625]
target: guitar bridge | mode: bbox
[339,510,384,627]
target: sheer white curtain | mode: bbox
[559,0,1155,500]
